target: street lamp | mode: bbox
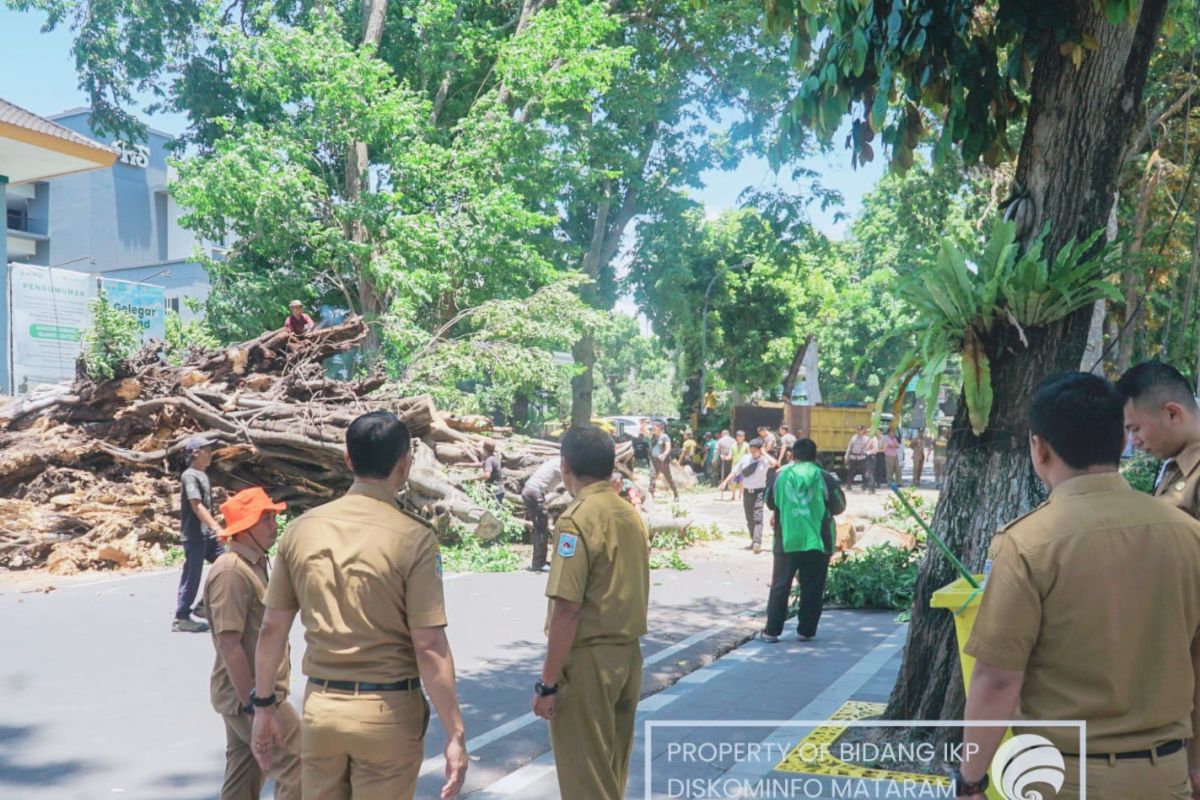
[696,257,752,429]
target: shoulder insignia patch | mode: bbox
[996,500,1050,535]
[557,532,579,559]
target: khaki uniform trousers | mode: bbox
[549,642,642,800]
[300,683,430,800]
[221,703,302,800]
[1057,749,1190,800]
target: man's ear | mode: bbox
[1029,434,1051,468]
[343,451,353,472]
[1164,401,1187,424]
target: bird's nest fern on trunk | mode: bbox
[876,220,1121,435]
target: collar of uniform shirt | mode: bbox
[1047,472,1127,501]
[1174,438,1200,479]
[228,538,268,570]
[347,480,400,506]
[571,480,613,501]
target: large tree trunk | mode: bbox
[345,0,389,353]
[884,0,1168,731]
[568,126,659,428]
[570,335,596,427]
[1116,151,1164,372]
[781,335,814,402]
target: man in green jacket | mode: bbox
[762,438,846,642]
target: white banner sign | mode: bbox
[9,265,95,391]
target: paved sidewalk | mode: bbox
[463,608,909,799]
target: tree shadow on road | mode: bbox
[0,724,93,788]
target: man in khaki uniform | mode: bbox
[203,487,300,799]
[531,426,650,800]
[251,411,468,800]
[1118,360,1200,518]
[954,372,1200,800]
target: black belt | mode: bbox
[310,677,421,692]
[1067,739,1185,761]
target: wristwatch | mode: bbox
[249,688,277,708]
[534,680,559,697]
[949,768,988,797]
[241,701,256,716]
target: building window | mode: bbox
[6,206,28,232]
[166,297,180,314]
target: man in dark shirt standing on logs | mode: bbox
[173,437,225,633]
[284,300,314,335]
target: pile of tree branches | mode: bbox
[0,317,620,575]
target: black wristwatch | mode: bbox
[534,680,559,697]
[241,701,256,716]
[249,688,277,708]
[949,768,988,797]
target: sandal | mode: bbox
[758,631,780,643]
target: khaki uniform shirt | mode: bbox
[205,541,290,716]
[1154,439,1200,520]
[265,482,447,683]
[545,481,650,647]
[965,473,1200,752]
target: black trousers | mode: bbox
[522,487,550,569]
[742,488,765,546]
[765,549,830,638]
[845,458,875,492]
[175,536,223,619]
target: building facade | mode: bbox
[4,108,216,323]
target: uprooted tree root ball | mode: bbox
[0,316,631,575]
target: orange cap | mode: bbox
[219,487,287,539]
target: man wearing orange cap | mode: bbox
[203,487,301,800]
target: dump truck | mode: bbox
[731,402,891,477]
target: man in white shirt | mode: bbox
[779,426,797,465]
[522,457,562,572]
[716,430,736,495]
[844,426,875,493]
[719,438,777,554]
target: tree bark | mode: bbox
[1183,213,1200,366]
[884,0,1169,732]
[1116,151,1164,372]
[782,335,814,402]
[570,335,596,427]
[345,0,389,353]
[569,124,659,427]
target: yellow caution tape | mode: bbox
[774,701,952,786]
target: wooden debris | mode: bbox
[0,316,617,574]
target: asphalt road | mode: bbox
[0,482,924,800]
[0,519,768,800]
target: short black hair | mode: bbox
[749,437,764,449]
[793,438,817,462]
[1029,372,1124,470]
[561,426,615,480]
[346,411,412,479]
[1116,361,1197,413]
